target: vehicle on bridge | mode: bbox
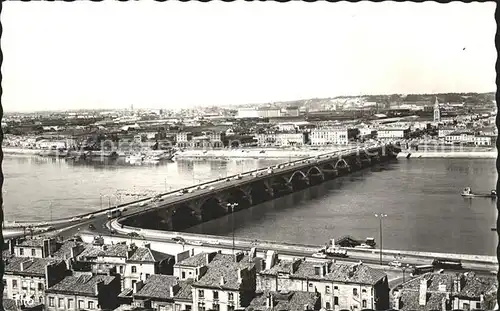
[461,187,497,199]
[410,264,435,276]
[107,209,122,219]
[432,258,462,270]
[312,252,327,259]
[189,240,203,246]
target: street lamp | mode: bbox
[375,213,387,266]
[227,202,239,258]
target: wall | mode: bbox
[4,275,46,305]
[45,293,99,311]
[14,246,43,258]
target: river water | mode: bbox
[2,154,497,256]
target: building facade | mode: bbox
[309,128,348,146]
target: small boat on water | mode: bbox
[461,187,497,199]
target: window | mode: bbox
[174,304,181,311]
[353,288,358,296]
[476,302,481,309]
[132,280,137,288]
[160,306,167,311]
[362,289,367,294]
[12,280,17,289]
[38,283,44,291]
[212,303,220,311]
[463,303,470,311]
[186,306,192,311]
[145,274,150,280]
[30,282,36,289]
[31,249,36,256]
[182,272,186,279]
[2,279,5,287]
[325,286,331,294]
[88,301,95,309]
[39,296,43,303]
[326,302,331,310]
[68,299,74,309]
[308,283,313,287]
[78,300,84,309]
[213,291,219,300]
[198,290,204,298]
[58,298,64,308]
[131,266,137,273]
[362,300,367,308]
[119,266,124,274]
[19,248,24,256]
[334,286,338,290]
[228,293,234,301]
[228,306,235,311]
[198,302,205,311]
[48,297,55,307]
[334,297,339,306]
[21,281,28,290]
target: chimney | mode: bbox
[237,269,243,284]
[220,276,225,286]
[441,296,448,311]
[102,245,107,251]
[419,278,428,306]
[235,251,244,262]
[95,280,104,296]
[143,243,151,249]
[8,239,16,255]
[191,249,195,256]
[303,304,310,311]
[393,291,401,310]
[20,259,34,272]
[169,283,180,297]
[133,280,144,294]
[266,294,274,309]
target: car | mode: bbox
[177,192,184,196]
[200,185,207,190]
[188,189,194,193]
[181,189,189,194]
[85,214,94,220]
[209,186,215,190]
[189,241,203,246]
[208,240,221,245]
[109,228,117,234]
[88,224,96,230]
[172,236,185,243]
[389,261,402,268]
[120,207,128,212]
[158,198,164,202]
[312,253,327,259]
[225,178,231,182]
[127,232,140,237]
[45,226,55,232]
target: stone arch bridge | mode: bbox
[119,144,400,231]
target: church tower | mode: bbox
[433,97,441,122]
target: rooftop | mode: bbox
[246,291,320,311]
[51,240,88,260]
[46,274,117,296]
[16,238,47,248]
[5,257,64,276]
[134,275,179,300]
[193,253,255,290]
[78,244,172,262]
[175,279,194,301]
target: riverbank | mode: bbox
[2,147,40,155]
[397,150,497,159]
[174,148,339,159]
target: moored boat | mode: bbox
[461,187,496,199]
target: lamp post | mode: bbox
[375,213,387,266]
[227,202,239,258]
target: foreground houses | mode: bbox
[3,257,68,305]
[257,252,389,310]
[393,272,497,311]
[45,274,121,311]
[246,291,321,311]
[75,243,175,290]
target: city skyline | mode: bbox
[2,2,497,112]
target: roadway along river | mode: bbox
[2,154,497,256]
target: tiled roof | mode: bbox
[5,257,63,276]
[134,275,179,300]
[175,279,194,301]
[194,253,255,290]
[78,244,170,263]
[399,290,447,311]
[399,273,454,292]
[175,252,209,267]
[260,260,295,276]
[246,291,319,311]
[118,288,133,298]
[457,272,497,299]
[46,274,116,296]
[16,238,45,248]
[51,241,89,259]
[289,262,386,285]
[3,249,14,260]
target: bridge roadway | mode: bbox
[3,143,390,234]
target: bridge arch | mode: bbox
[249,181,272,205]
[289,170,308,190]
[171,204,200,231]
[335,158,349,169]
[306,166,324,184]
[199,197,226,222]
[225,188,251,210]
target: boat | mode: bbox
[461,187,497,199]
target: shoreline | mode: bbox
[397,151,497,159]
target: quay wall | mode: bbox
[397,151,497,159]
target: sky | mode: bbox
[1,2,497,112]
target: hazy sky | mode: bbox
[2,2,497,112]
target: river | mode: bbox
[2,154,497,256]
